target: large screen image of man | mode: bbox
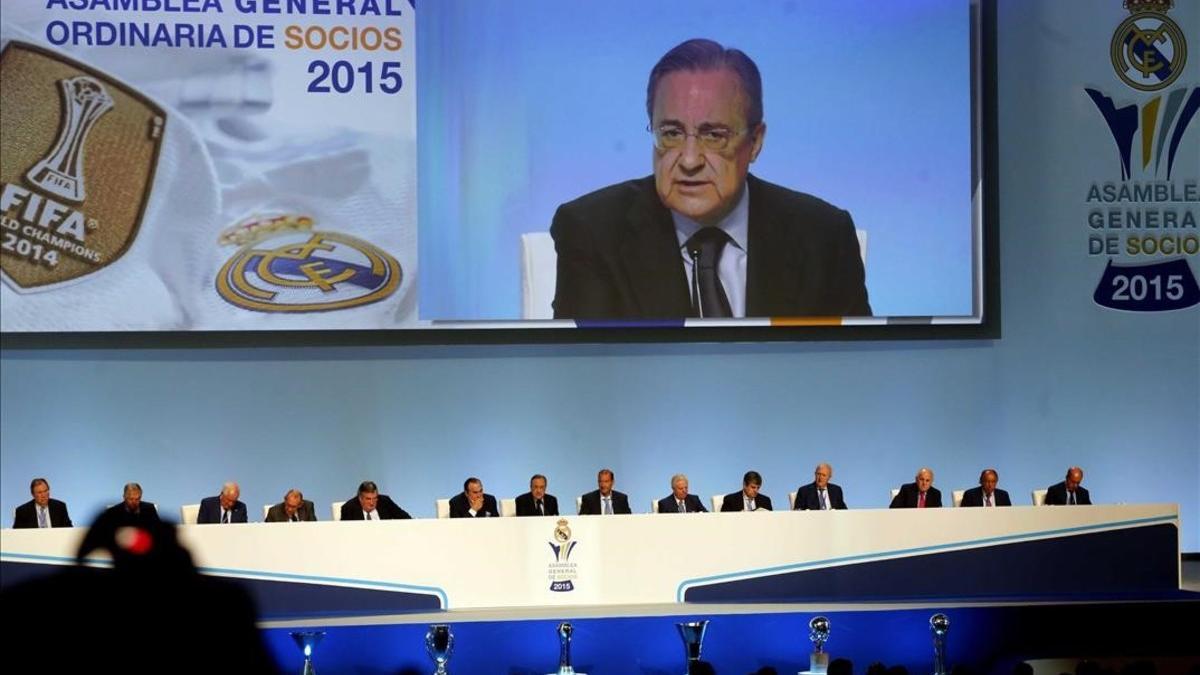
[551,39,870,320]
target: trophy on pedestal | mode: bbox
[929,613,950,675]
[425,624,454,675]
[808,616,832,674]
[289,630,325,675]
[676,620,710,673]
[546,621,586,675]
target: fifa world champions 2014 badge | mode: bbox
[1085,0,1199,313]
[216,213,401,313]
[546,519,579,592]
[1,42,164,292]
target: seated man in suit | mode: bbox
[340,481,412,520]
[720,470,773,511]
[515,474,559,517]
[794,462,848,511]
[960,468,1011,507]
[196,482,247,524]
[265,488,317,522]
[101,482,161,525]
[13,477,73,529]
[658,473,708,513]
[890,468,942,508]
[449,477,500,518]
[579,468,632,515]
[1044,466,1092,505]
[550,38,870,320]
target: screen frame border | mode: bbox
[0,0,999,350]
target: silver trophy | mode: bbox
[808,616,831,673]
[930,613,950,675]
[676,620,710,673]
[289,630,325,675]
[425,624,454,675]
[547,621,584,675]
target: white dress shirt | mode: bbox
[673,185,750,317]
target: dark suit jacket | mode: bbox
[889,483,943,509]
[515,492,559,517]
[1044,482,1092,505]
[13,498,73,528]
[339,494,412,520]
[578,489,631,515]
[550,174,870,319]
[960,486,1012,507]
[448,493,499,518]
[265,500,317,522]
[794,482,848,510]
[657,494,708,513]
[102,502,160,525]
[720,491,773,512]
[196,496,248,524]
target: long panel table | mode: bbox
[0,504,1180,619]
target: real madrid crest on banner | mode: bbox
[1085,0,1199,312]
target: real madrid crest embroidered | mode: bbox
[215,213,402,312]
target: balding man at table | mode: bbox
[265,489,317,522]
[890,468,942,508]
[1044,466,1092,505]
[960,469,1011,507]
[197,482,247,524]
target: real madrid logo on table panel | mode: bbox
[547,518,578,593]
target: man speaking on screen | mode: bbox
[551,38,871,320]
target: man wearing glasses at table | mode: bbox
[550,38,870,320]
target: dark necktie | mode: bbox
[290,514,299,522]
[536,500,544,516]
[685,227,732,318]
[819,489,828,510]
[918,492,926,508]
[222,510,230,524]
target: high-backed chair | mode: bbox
[890,488,900,502]
[262,504,271,521]
[331,501,344,521]
[180,504,200,524]
[436,499,451,519]
[710,495,723,512]
[952,490,965,507]
[1032,489,1048,506]
[500,498,517,517]
[521,230,868,320]
[520,232,558,320]
[575,496,583,514]
[650,500,659,514]
[788,491,797,509]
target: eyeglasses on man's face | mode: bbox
[649,123,750,152]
